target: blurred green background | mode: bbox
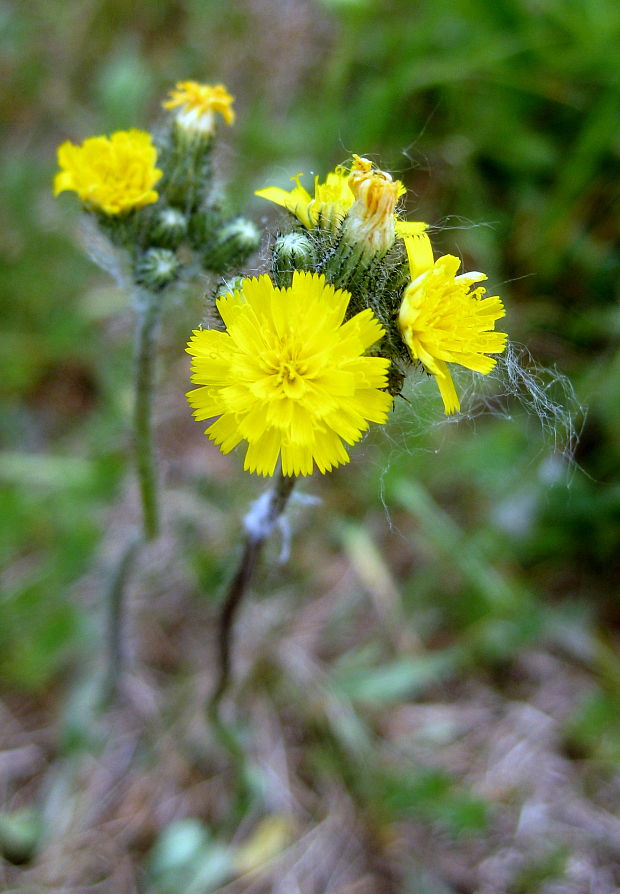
[2,0,620,891]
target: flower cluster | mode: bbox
[54,81,259,289]
[256,156,507,416]
[54,91,509,479]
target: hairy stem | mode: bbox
[100,289,161,705]
[208,469,296,718]
[133,289,163,541]
[101,534,142,706]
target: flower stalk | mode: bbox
[101,534,141,705]
[208,468,296,717]
[133,288,164,541]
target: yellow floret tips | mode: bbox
[186,271,393,477]
[163,81,235,135]
[255,155,426,249]
[398,246,508,414]
[53,129,162,216]
[342,154,402,255]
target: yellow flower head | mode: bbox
[53,129,162,216]
[256,155,427,242]
[186,271,393,477]
[398,234,507,414]
[255,165,352,230]
[163,81,235,134]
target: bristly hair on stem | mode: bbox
[208,468,296,721]
[133,288,164,541]
[100,534,142,707]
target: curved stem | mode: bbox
[208,469,296,717]
[98,290,162,706]
[100,534,142,706]
[133,289,163,541]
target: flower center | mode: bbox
[260,340,311,399]
[276,357,309,397]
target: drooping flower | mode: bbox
[256,155,426,241]
[163,81,235,136]
[186,271,393,477]
[398,233,507,414]
[53,130,162,216]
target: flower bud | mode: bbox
[272,232,316,286]
[148,206,187,249]
[214,275,246,301]
[135,247,180,290]
[202,217,260,274]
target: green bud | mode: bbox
[214,275,245,300]
[149,206,187,249]
[202,217,260,274]
[272,232,316,287]
[135,248,180,290]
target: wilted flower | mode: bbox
[341,155,401,256]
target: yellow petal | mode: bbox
[404,232,434,276]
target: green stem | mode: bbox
[100,535,141,706]
[208,468,296,716]
[133,289,163,541]
[207,468,296,823]
[96,289,162,706]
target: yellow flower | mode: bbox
[256,155,427,240]
[186,271,393,477]
[398,233,507,414]
[163,81,235,134]
[255,165,352,230]
[53,129,162,216]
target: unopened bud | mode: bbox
[202,217,260,274]
[149,206,187,249]
[135,247,180,290]
[214,275,246,301]
[272,232,316,286]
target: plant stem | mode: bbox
[99,289,161,705]
[133,289,163,541]
[101,534,141,706]
[208,468,296,718]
